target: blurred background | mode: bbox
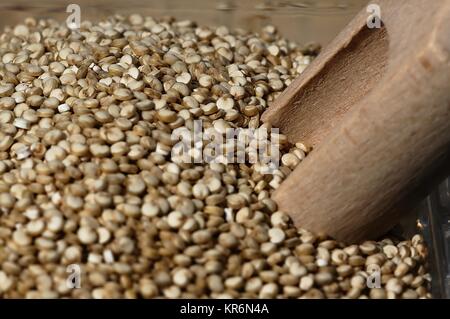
[0,0,366,46]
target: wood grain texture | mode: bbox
[262,0,450,243]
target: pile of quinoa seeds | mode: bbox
[0,14,431,299]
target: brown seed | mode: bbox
[157,109,177,123]
[0,84,14,97]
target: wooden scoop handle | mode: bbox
[262,0,450,243]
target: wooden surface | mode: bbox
[262,0,450,243]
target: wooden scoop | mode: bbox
[262,0,450,243]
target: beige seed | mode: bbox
[226,194,247,209]
[268,227,285,244]
[167,211,184,228]
[383,245,399,258]
[176,72,192,84]
[71,143,89,157]
[268,212,285,227]
[15,145,31,160]
[173,269,191,287]
[229,85,246,99]
[113,88,133,101]
[217,47,233,61]
[213,119,231,135]
[0,97,15,110]
[192,229,212,244]
[142,202,160,217]
[268,45,280,56]
[128,67,140,80]
[89,144,110,157]
[13,118,30,130]
[0,135,14,152]
[65,195,84,210]
[259,283,278,298]
[207,275,224,293]
[185,54,201,64]
[315,272,334,286]
[47,215,64,233]
[13,24,29,37]
[199,75,213,87]
[394,263,410,277]
[370,288,387,299]
[58,103,70,113]
[192,183,210,199]
[139,279,158,298]
[360,241,378,255]
[45,145,67,162]
[299,275,314,291]
[289,262,307,277]
[13,229,32,246]
[127,176,146,195]
[77,226,97,245]
[402,289,419,299]
[216,96,234,111]
[224,277,244,290]
[0,271,13,293]
[348,255,365,267]
[103,250,114,263]
[163,286,181,298]
[97,227,111,244]
[386,278,403,294]
[26,220,45,236]
[350,275,366,289]
[281,153,300,168]
[49,61,65,75]
[218,232,239,248]
[331,249,348,265]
